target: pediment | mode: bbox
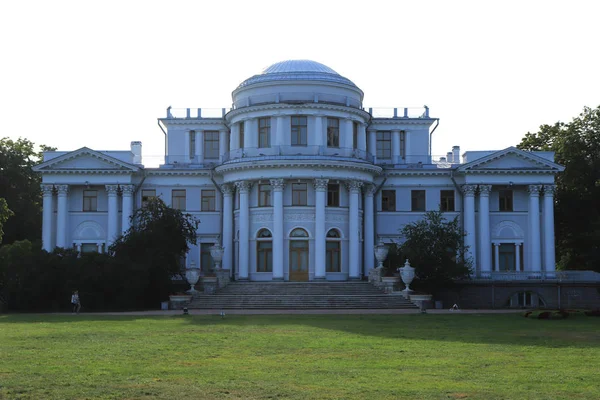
[34,147,141,174]
[457,147,564,174]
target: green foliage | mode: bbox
[399,210,472,294]
[518,105,600,271]
[0,137,55,245]
[0,198,14,244]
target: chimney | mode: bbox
[131,141,142,165]
[452,146,460,164]
[446,151,453,163]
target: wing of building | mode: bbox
[34,59,600,308]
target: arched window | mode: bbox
[290,228,309,238]
[256,229,273,272]
[326,229,341,272]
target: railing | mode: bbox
[471,270,600,282]
[222,146,373,163]
[166,108,228,119]
[368,106,430,119]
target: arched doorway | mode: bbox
[256,228,273,273]
[289,228,309,281]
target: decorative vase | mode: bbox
[374,240,389,269]
[399,259,415,293]
[210,243,225,271]
[185,260,200,293]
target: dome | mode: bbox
[236,60,358,89]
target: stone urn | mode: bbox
[399,259,415,294]
[210,243,225,271]
[374,240,389,269]
[185,260,201,293]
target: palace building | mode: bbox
[35,60,597,308]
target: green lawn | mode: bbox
[1,313,599,399]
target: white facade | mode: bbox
[35,60,564,281]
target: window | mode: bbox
[83,190,97,212]
[189,130,195,158]
[327,118,339,147]
[353,122,358,150]
[258,184,271,207]
[440,190,455,212]
[499,243,516,271]
[326,229,341,272]
[141,189,156,207]
[239,122,245,148]
[200,243,215,275]
[81,243,98,254]
[291,116,307,146]
[376,131,391,159]
[204,131,219,159]
[411,190,426,211]
[201,189,216,211]
[256,229,273,272]
[327,184,340,207]
[499,190,513,211]
[400,130,406,159]
[172,189,186,210]
[259,118,271,148]
[290,228,309,237]
[381,190,396,211]
[292,183,307,206]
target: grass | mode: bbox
[1,313,599,399]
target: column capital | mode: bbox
[345,180,363,193]
[461,184,477,196]
[363,183,376,196]
[221,183,234,196]
[235,181,253,194]
[270,178,285,191]
[528,184,542,196]
[515,242,522,247]
[313,178,329,191]
[543,184,556,196]
[121,185,134,195]
[478,184,492,196]
[56,184,69,195]
[105,185,119,195]
[41,184,54,195]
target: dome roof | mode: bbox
[236,60,358,89]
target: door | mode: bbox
[289,240,309,281]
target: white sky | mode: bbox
[1,0,598,167]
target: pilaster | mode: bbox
[221,184,234,274]
[314,178,328,279]
[270,178,285,280]
[363,184,376,274]
[235,181,252,280]
[346,180,363,279]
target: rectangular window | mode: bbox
[258,117,271,148]
[499,190,513,211]
[204,131,219,159]
[201,189,216,211]
[400,130,406,159]
[291,116,307,146]
[326,241,341,272]
[189,131,195,159]
[327,118,340,147]
[141,189,156,207]
[327,184,340,207]
[381,190,396,211]
[440,190,455,212]
[201,243,215,275]
[239,122,245,148]
[411,190,426,211]
[172,189,186,210]
[353,122,358,150]
[376,131,391,159]
[258,184,272,207]
[257,241,273,272]
[83,190,97,212]
[292,183,308,206]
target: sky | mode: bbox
[1,0,598,167]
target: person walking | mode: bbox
[71,291,81,314]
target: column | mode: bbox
[41,184,54,251]
[196,130,204,164]
[219,129,228,163]
[462,185,477,274]
[314,179,328,279]
[271,179,285,280]
[121,185,134,235]
[405,130,411,162]
[56,185,69,248]
[347,180,363,279]
[358,123,367,152]
[368,130,377,160]
[235,181,252,280]
[275,116,285,147]
[106,185,120,247]
[344,119,353,149]
[243,119,253,148]
[493,242,500,272]
[314,116,323,147]
[76,243,82,256]
[515,243,522,272]
[230,123,239,150]
[528,185,542,274]
[478,185,492,276]
[97,243,103,253]
[391,130,400,163]
[363,184,375,275]
[543,185,556,276]
[221,184,234,274]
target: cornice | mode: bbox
[158,118,227,127]
[369,118,437,126]
[34,148,140,172]
[384,169,451,177]
[460,169,561,175]
[146,169,212,177]
[215,159,382,175]
[37,169,138,175]
[225,103,371,122]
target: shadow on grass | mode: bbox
[2,313,599,348]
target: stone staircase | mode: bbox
[187,281,418,310]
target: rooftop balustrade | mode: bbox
[222,146,373,164]
[166,108,229,119]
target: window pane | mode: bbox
[327,118,339,147]
[292,183,307,206]
[259,184,272,207]
[376,131,391,159]
[142,189,156,207]
[83,190,97,212]
[382,190,396,211]
[259,118,271,148]
[440,190,455,212]
[411,190,426,211]
[204,131,220,159]
[291,116,307,146]
[172,190,186,210]
[201,189,216,211]
[327,184,339,207]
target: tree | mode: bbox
[398,210,472,294]
[109,197,200,309]
[0,138,55,245]
[0,198,13,244]
[518,106,600,271]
